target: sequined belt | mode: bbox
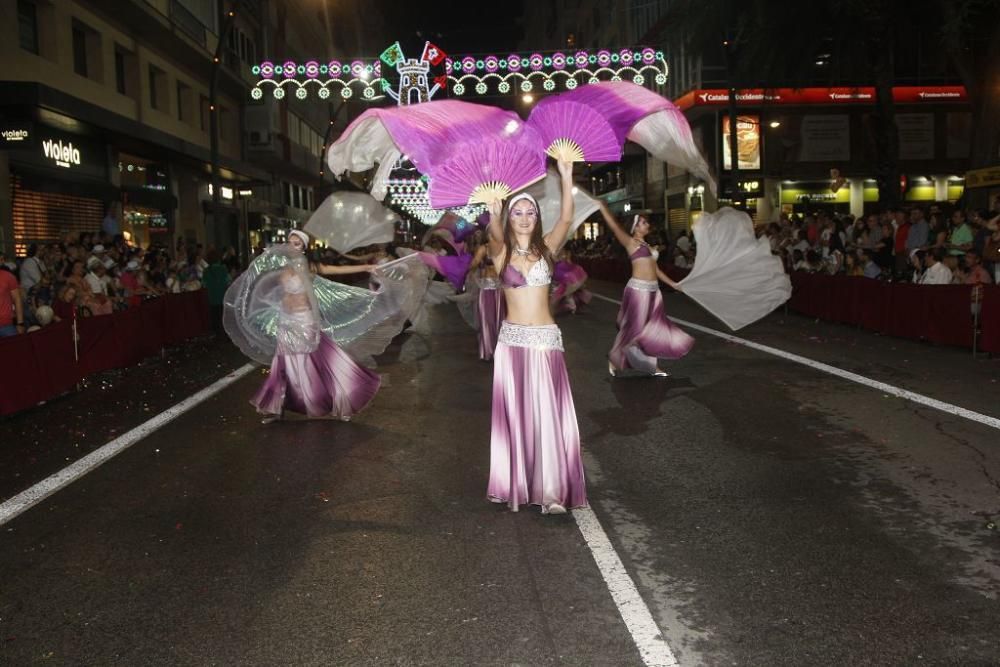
[478,277,499,289]
[626,278,659,292]
[498,321,563,351]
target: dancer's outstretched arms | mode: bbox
[597,201,635,249]
[314,263,376,276]
[544,159,575,253]
[342,251,377,262]
[656,266,682,291]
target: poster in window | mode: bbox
[946,112,971,159]
[795,115,850,162]
[896,113,934,160]
[721,115,760,170]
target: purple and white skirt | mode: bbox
[488,321,587,512]
[609,278,694,374]
[477,278,506,361]
[252,331,381,419]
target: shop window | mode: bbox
[149,64,167,111]
[18,0,38,54]
[11,175,104,252]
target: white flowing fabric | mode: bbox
[304,192,399,253]
[518,168,600,243]
[677,207,791,330]
[628,112,716,196]
[326,116,401,202]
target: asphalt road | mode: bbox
[2,281,998,666]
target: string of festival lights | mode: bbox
[250,47,667,100]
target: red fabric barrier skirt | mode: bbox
[786,274,985,350]
[980,286,1000,354]
[0,291,210,415]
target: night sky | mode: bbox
[378,1,526,56]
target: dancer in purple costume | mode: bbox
[486,159,586,515]
[468,231,506,360]
[247,231,381,423]
[550,248,591,315]
[598,202,694,377]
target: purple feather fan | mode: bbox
[332,100,546,208]
[526,81,669,162]
[576,82,716,194]
[527,97,622,162]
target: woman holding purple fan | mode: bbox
[485,159,586,515]
[598,202,694,377]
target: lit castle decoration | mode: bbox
[250,46,666,100]
[379,41,448,106]
[249,43,666,224]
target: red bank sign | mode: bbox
[675,86,968,110]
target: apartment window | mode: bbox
[72,25,87,77]
[149,64,167,110]
[177,81,192,122]
[18,0,38,54]
[114,50,126,94]
[200,95,210,131]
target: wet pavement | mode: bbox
[1,282,999,665]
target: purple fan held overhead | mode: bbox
[327,100,546,208]
[525,82,716,193]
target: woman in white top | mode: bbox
[485,159,586,515]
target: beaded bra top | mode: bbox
[629,244,659,261]
[499,258,552,289]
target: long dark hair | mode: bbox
[499,199,553,280]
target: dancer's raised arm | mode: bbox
[544,159,575,253]
[487,199,505,257]
[597,201,635,249]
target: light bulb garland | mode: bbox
[249,47,667,100]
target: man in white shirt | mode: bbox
[920,248,953,285]
[18,244,45,292]
[84,257,109,296]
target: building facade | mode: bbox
[520,0,974,238]
[0,0,371,260]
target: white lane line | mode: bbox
[573,507,679,666]
[591,293,1000,431]
[0,363,257,527]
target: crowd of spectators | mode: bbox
[765,205,999,288]
[0,232,241,338]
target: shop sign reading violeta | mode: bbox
[42,139,80,168]
[1,129,30,143]
[42,138,81,168]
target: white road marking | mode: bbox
[0,364,257,527]
[591,293,1000,431]
[573,507,679,666]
